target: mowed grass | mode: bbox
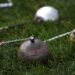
[0,0,75,75]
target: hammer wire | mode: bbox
[0,30,72,46]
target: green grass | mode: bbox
[0,0,75,75]
[0,0,7,3]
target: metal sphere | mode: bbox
[70,29,75,42]
[18,36,49,63]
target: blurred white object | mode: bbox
[0,0,13,8]
[35,6,59,22]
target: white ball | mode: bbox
[35,6,59,22]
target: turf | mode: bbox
[0,0,75,75]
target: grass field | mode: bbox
[0,0,75,75]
